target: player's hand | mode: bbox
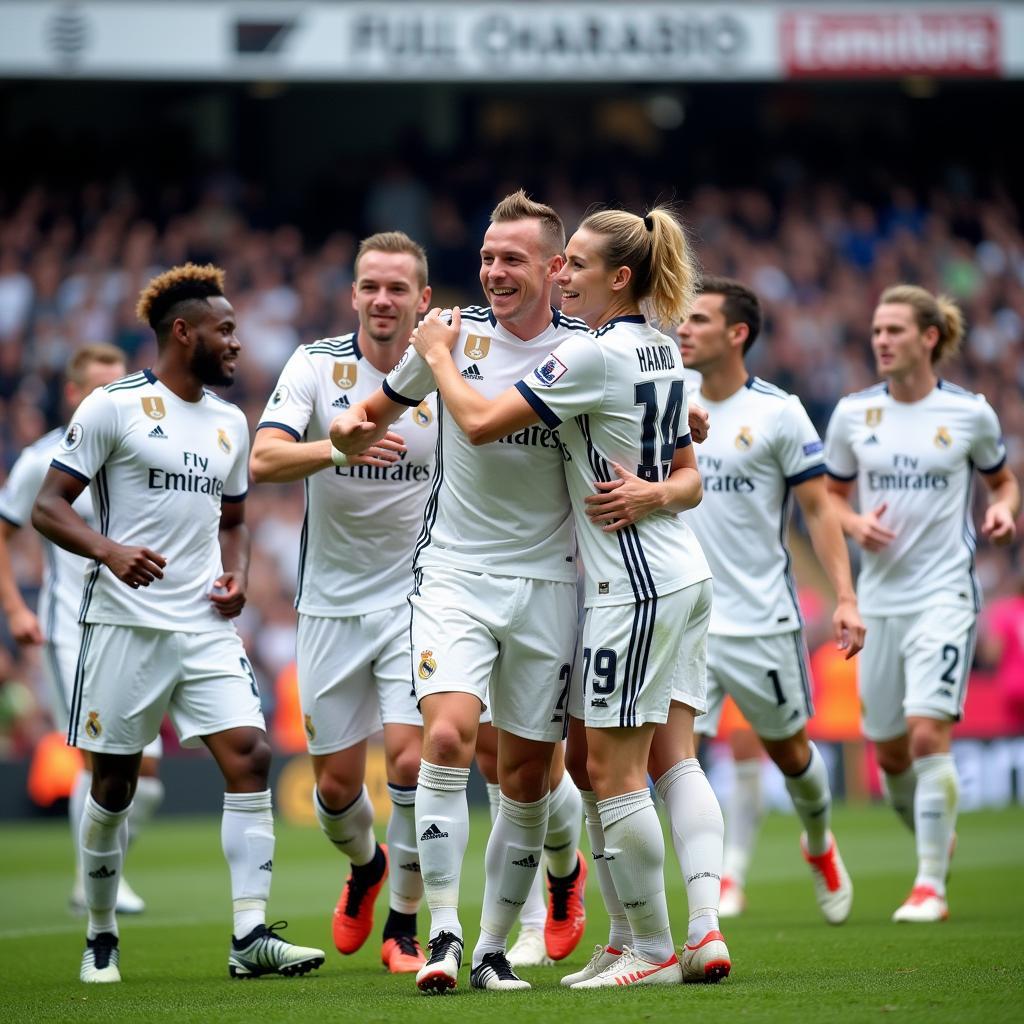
[851,502,896,551]
[981,502,1017,546]
[8,606,43,645]
[102,543,167,588]
[209,572,246,618]
[833,596,866,660]
[346,438,407,468]
[585,462,665,531]
[329,408,406,459]
[412,307,461,361]
[688,404,710,444]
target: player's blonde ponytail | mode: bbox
[879,284,965,365]
[580,206,699,326]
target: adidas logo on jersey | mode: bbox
[332,395,351,409]
[259,859,273,872]
[421,823,449,840]
[591,698,609,708]
[864,434,880,444]
[148,425,168,439]
[461,364,484,381]
[512,854,539,869]
[88,865,116,880]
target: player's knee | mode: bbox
[564,737,590,790]
[424,721,473,766]
[387,747,421,788]
[224,730,272,788]
[91,774,134,812]
[908,723,946,761]
[876,746,911,776]
[315,772,361,811]
[500,760,549,803]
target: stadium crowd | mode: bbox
[1,171,1021,747]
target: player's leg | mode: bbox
[891,605,973,923]
[376,610,428,972]
[177,632,322,979]
[297,612,386,955]
[721,728,764,914]
[540,743,586,962]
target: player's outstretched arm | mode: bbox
[979,464,1021,546]
[0,521,43,644]
[251,425,405,484]
[32,467,166,589]
[795,475,865,659]
[412,308,538,444]
[211,499,249,619]
[328,390,408,464]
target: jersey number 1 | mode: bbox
[634,380,685,482]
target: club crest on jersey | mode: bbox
[303,714,316,741]
[61,422,84,452]
[217,429,232,454]
[533,354,568,387]
[464,334,491,360]
[418,650,437,681]
[865,407,883,427]
[333,363,357,389]
[268,385,289,410]
[735,427,754,451]
[141,396,166,420]
[414,401,433,427]
[84,711,102,739]
[934,426,952,449]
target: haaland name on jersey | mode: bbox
[147,451,226,496]
[867,455,950,491]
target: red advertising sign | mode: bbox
[782,10,1001,78]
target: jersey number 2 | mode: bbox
[634,380,685,481]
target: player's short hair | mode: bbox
[135,263,227,340]
[66,343,126,386]
[878,284,965,365]
[490,190,566,257]
[580,206,699,326]
[355,231,429,290]
[698,276,763,354]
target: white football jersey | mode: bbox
[383,306,586,583]
[517,316,711,607]
[257,333,437,616]
[0,427,96,643]
[685,377,826,636]
[51,370,250,632]
[825,380,1006,615]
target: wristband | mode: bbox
[330,446,349,467]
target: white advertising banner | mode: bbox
[0,2,1019,81]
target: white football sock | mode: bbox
[127,775,164,845]
[70,770,91,887]
[474,792,548,966]
[655,759,723,944]
[417,760,470,941]
[386,783,422,914]
[486,782,501,824]
[784,743,832,856]
[723,758,763,887]
[222,790,274,938]
[598,790,673,963]
[882,766,917,833]
[80,794,130,939]
[912,754,958,894]
[314,785,376,866]
[544,770,583,878]
[581,789,630,951]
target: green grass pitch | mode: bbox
[2,805,1022,1023]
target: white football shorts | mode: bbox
[296,606,421,754]
[859,604,976,741]
[67,624,264,754]
[694,630,814,740]
[570,579,712,729]
[409,567,577,742]
[45,634,163,758]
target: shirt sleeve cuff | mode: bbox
[514,380,561,428]
[978,453,1007,475]
[255,421,301,441]
[786,464,827,486]
[50,459,90,484]
[675,434,692,449]
[825,467,858,482]
[382,380,421,408]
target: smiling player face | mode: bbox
[479,219,561,330]
[352,250,430,347]
[554,228,622,329]
[188,296,240,387]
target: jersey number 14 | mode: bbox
[634,380,685,482]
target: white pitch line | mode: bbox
[0,914,215,941]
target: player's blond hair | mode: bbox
[66,343,126,386]
[490,190,565,257]
[580,206,699,326]
[879,284,965,365]
[355,231,429,290]
[135,263,227,334]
